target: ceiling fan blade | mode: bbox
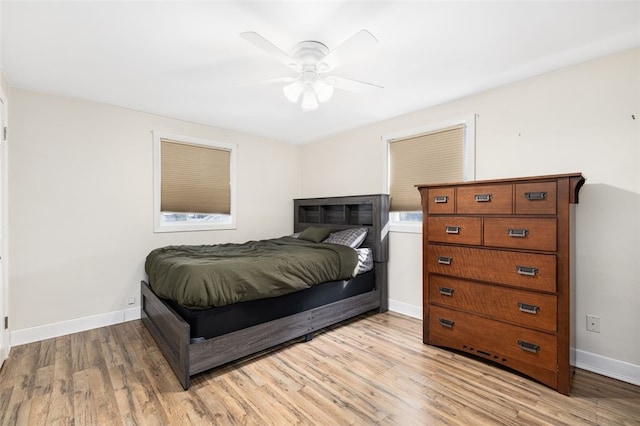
[235,76,296,87]
[240,31,301,72]
[330,76,383,94]
[318,29,378,72]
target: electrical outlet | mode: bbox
[586,314,600,333]
[127,296,135,305]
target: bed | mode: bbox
[141,194,389,389]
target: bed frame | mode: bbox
[141,194,389,389]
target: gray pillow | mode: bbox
[324,227,368,248]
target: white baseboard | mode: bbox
[388,299,422,319]
[10,306,141,347]
[575,349,640,387]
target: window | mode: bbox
[153,131,237,232]
[382,115,476,232]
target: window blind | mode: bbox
[160,139,231,215]
[389,125,464,211]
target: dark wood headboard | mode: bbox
[293,194,390,311]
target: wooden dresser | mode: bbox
[417,173,585,394]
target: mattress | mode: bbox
[164,270,376,340]
[146,236,361,308]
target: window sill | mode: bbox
[389,223,422,234]
[154,223,237,233]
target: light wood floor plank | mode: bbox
[26,365,54,425]
[36,339,56,369]
[1,312,639,425]
[45,336,75,425]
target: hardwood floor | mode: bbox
[1,312,639,425]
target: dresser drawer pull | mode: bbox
[445,226,461,234]
[474,194,492,202]
[517,340,540,354]
[508,228,529,238]
[434,195,449,203]
[518,302,540,314]
[516,265,538,276]
[437,256,453,265]
[438,318,455,328]
[439,287,455,297]
[525,191,547,201]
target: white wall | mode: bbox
[8,88,299,334]
[0,0,7,99]
[298,49,640,380]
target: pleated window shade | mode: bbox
[389,125,464,212]
[160,139,231,215]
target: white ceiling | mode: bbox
[2,1,639,144]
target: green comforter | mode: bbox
[145,237,359,309]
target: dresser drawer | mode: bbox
[429,276,557,332]
[427,217,482,245]
[427,187,455,214]
[484,218,557,251]
[515,182,557,215]
[428,306,558,386]
[457,184,513,214]
[428,245,557,292]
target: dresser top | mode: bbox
[415,172,584,189]
[415,172,585,203]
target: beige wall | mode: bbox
[298,49,640,368]
[8,88,300,331]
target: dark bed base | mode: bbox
[166,270,376,341]
[141,280,381,390]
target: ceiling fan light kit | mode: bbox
[283,71,335,112]
[312,79,334,103]
[240,30,383,112]
[301,89,319,112]
[283,79,305,103]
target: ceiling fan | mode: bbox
[240,29,383,112]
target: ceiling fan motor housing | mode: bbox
[292,41,330,72]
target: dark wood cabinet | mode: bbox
[418,173,584,394]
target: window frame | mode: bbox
[382,114,476,233]
[153,131,237,233]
